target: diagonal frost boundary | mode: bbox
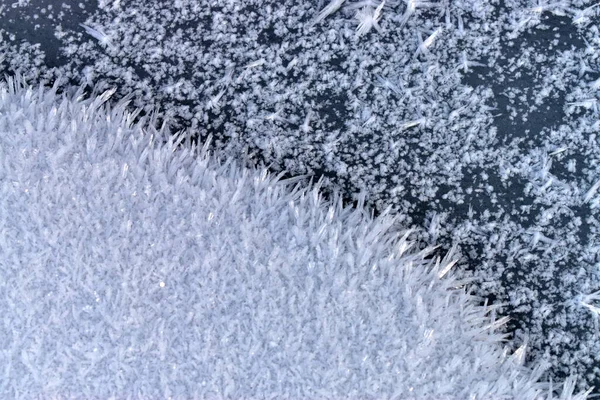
[0,77,592,399]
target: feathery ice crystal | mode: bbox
[0,77,593,399]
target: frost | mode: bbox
[79,23,112,47]
[2,0,600,395]
[354,0,386,37]
[311,0,347,26]
[0,77,591,399]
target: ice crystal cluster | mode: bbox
[2,0,600,395]
[0,78,594,399]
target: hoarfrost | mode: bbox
[2,0,600,394]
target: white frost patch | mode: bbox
[0,77,592,399]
